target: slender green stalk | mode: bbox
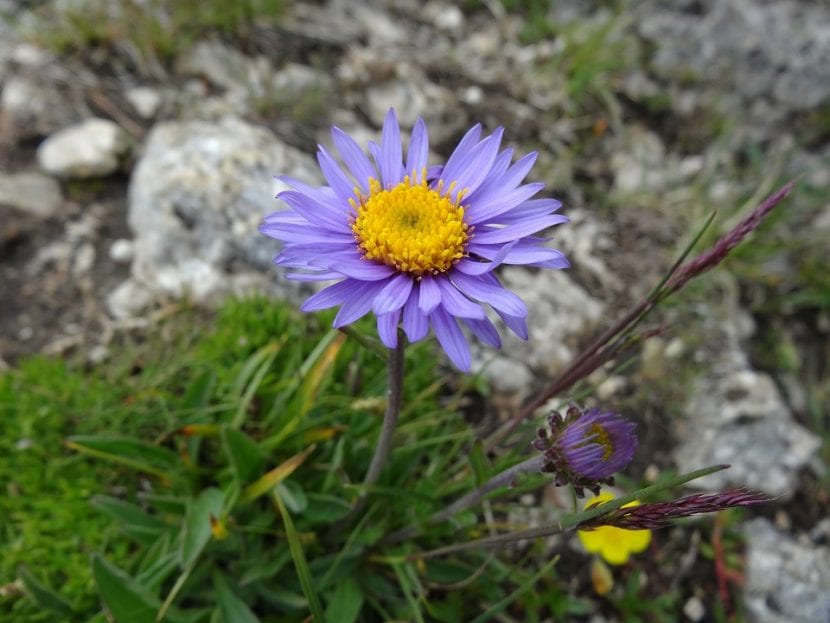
[384,454,545,544]
[346,338,406,520]
[407,464,729,560]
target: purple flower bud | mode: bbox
[558,407,638,479]
[535,404,638,496]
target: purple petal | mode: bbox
[463,316,502,348]
[402,290,429,342]
[501,245,570,268]
[406,118,429,179]
[467,151,538,209]
[284,271,341,282]
[373,273,415,314]
[380,109,403,188]
[436,277,485,319]
[441,128,503,198]
[368,141,381,169]
[463,148,514,204]
[472,214,570,244]
[377,309,401,348]
[466,182,545,224]
[451,272,528,318]
[496,309,528,340]
[301,279,356,312]
[277,190,352,233]
[333,280,388,327]
[492,198,564,225]
[310,256,396,281]
[317,147,359,201]
[262,210,306,226]
[453,242,516,275]
[430,307,471,371]
[332,126,377,193]
[441,124,482,179]
[264,224,355,246]
[418,275,442,313]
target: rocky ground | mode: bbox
[1,0,829,620]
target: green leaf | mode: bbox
[181,488,225,568]
[221,427,265,483]
[183,369,216,409]
[324,576,363,623]
[470,556,560,623]
[18,566,74,617]
[66,435,180,480]
[230,341,282,429]
[275,480,308,514]
[239,548,292,586]
[468,440,489,487]
[212,571,260,623]
[302,493,350,524]
[273,490,325,622]
[240,445,315,504]
[92,554,161,623]
[91,495,170,545]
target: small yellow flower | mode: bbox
[577,492,651,565]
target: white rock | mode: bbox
[682,596,705,622]
[673,294,820,497]
[37,118,129,179]
[426,2,464,32]
[106,279,155,320]
[11,43,51,67]
[744,518,830,622]
[123,116,318,310]
[125,86,162,119]
[0,171,62,218]
[72,243,96,276]
[108,239,134,264]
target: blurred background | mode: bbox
[1,1,828,621]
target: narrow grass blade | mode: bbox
[392,563,425,623]
[212,570,260,623]
[17,567,74,617]
[66,436,178,481]
[240,445,315,504]
[272,490,325,622]
[231,341,282,429]
[648,209,717,301]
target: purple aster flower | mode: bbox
[260,109,569,371]
[534,404,638,495]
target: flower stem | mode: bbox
[384,454,545,544]
[346,338,406,520]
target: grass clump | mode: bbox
[24,0,284,70]
[2,297,575,621]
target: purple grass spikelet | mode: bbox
[579,489,770,530]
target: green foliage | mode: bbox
[1,297,577,621]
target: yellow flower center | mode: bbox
[350,176,470,276]
[587,424,613,461]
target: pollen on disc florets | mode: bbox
[350,175,471,276]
